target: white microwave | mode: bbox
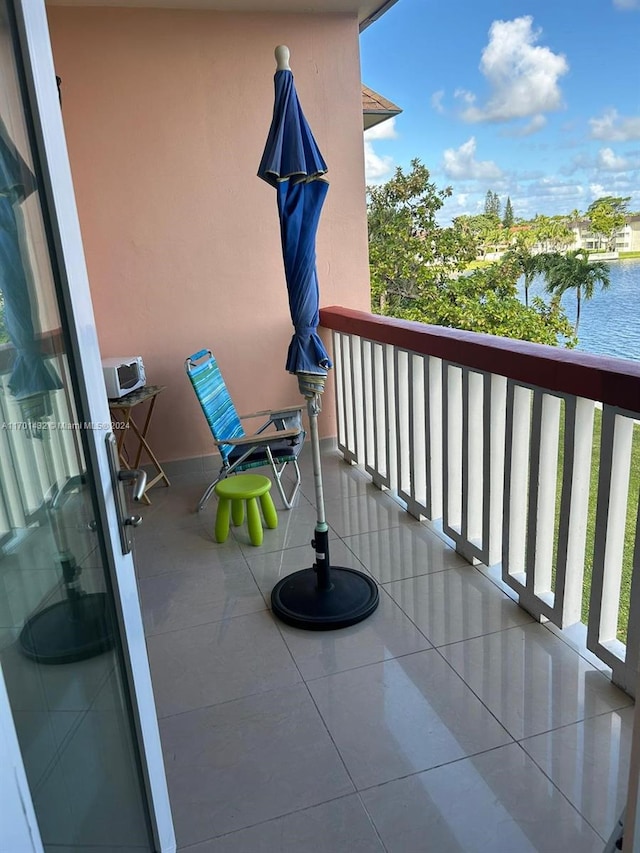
[102,356,146,399]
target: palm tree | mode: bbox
[505,233,544,307]
[540,249,610,335]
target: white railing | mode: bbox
[0,348,82,547]
[322,306,640,696]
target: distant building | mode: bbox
[569,215,640,253]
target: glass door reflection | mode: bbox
[0,2,153,849]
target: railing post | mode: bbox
[443,363,462,546]
[427,356,443,522]
[395,348,410,505]
[589,406,634,690]
[526,391,561,607]
[555,396,595,626]
[488,375,506,567]
[503,383,531,594]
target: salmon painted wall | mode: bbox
[46,7,370,463]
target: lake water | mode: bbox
[519,258,640,362]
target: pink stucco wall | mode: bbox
[46,7,370,463]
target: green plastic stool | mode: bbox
[214,474,278,546]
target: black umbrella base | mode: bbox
[19,593,115,665]
[271,566,379,630]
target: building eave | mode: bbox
[362,83,402,130]
[46,0,401,28]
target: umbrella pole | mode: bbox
[307,394,331,591]
[270,375,379,630]
[19,466,114,664]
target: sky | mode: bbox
[360,0,640,225]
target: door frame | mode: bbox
[0,2,176,850]
[0,668,43,852]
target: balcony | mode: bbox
[2,310,639,849]
[130,303,640,849]
[135,441,632,850]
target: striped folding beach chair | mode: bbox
[185,349,304,511]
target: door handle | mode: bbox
[118,468,147,503]
[106,432,144,555]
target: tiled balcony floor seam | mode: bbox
[171,737,605,851]
[355,739,608,844]
[154,605,616,847]
[375,512,622,685]
[140,455,631,851]
[174,793,387,853]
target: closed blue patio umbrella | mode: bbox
[0,116,60,406]
[258,46,378,630]
[0,115,108,664]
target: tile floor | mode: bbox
[134,445,635,852]
[0,508,155,849]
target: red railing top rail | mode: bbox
[320,306,640,413]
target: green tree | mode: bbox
[540,249,611,334]
[367,163,575,347]
[531,215,573,252]
[587,196,630,251]
[502,197,514,229]
[504,232,544,308]
[395,256,576,346]
[454,212,503,259]
[367,159,475,315]
[484,190,501,219]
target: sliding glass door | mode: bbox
[0,2,174,850]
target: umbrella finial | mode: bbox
[275,45,291,71]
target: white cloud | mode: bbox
[438,175,588,226]
[593,176,640,196]
[364,117,398,141]
[461,16,568,123]
[431,90,445,114]
[454,88,476,106]
[364,117,398,183]
[507,115,547,137]
[589,183,607,199]
[442,137,502,180]
[589,108,640,141]
[613,0,639,9]
[364,142,394,183]
[516,175,584,198]
[597,147,629,170]
[561,146,640,175]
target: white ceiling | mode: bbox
[44,0,399,29]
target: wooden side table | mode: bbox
[108,384,170,505]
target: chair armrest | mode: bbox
[269,406,304,421]
[239,405,303,419]
[218,428,301,446]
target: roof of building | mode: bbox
[362,84,402,130]
[359,0,399,30]
[45,0,401,29]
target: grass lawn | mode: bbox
[554,407,640,642]
[619,251,640,260]
[464,259,497,270]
